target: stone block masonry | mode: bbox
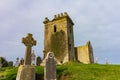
[43,12,94,64]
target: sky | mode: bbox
[0,0,120,64]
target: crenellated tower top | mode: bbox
[43,12,74,25]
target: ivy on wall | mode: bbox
[50,30,66,61]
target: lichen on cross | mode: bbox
[22,33,36,47]
[22,33,36,65]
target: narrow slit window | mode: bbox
[54,25,57,32]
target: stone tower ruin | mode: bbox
[75,41,94,64]
[43,12,75,63]
[42,12,94,64]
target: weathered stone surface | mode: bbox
[22,33,36,65]
[14,57,20,67]
[36,56,42,66]
[43,12,94,64]
[105,58,108,64]
[20,58,24,65]
[31,50,36,65]
[43,12,75,63]
[16,33,36,80]
[44,52,56,80]
[95,57,98,64]
[75,41,94,64]
[16,65,35,80]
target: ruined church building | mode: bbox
[43,12,94,64]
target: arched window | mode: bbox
[54,25,57,32]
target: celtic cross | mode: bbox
[22,33,36,65]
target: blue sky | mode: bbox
[0,0,120,64]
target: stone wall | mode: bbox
[43,12,75,63]
[43,12,94,64]
[75,41,94,64]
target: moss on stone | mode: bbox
[50,30,66,60]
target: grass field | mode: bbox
[0,62,120,80]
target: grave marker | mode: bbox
[44,52,56,80]
[16,33,36,80]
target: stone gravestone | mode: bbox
[95,57,98,64]
[20,58,24,65]
[14,57,20,67]
[31,50,36,65]
[16,33,36,80]
[22,33,36,65]
[44,52,56,80]
[105,58,108,64]
[36,56,42,66]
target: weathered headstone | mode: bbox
[16,65,36,80]
[31,50,36,65]
[16,33,36,80]
[14,57,20,67]
[44,52,56,80]
[95,57,98,64]
[105,58,108,64]
[20,58,24,65]
[36,56,42,66]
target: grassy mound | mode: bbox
[0,62,120,80]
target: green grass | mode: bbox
[0,67,17,80]
[57,62,120,80]
[0,62,120,80]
